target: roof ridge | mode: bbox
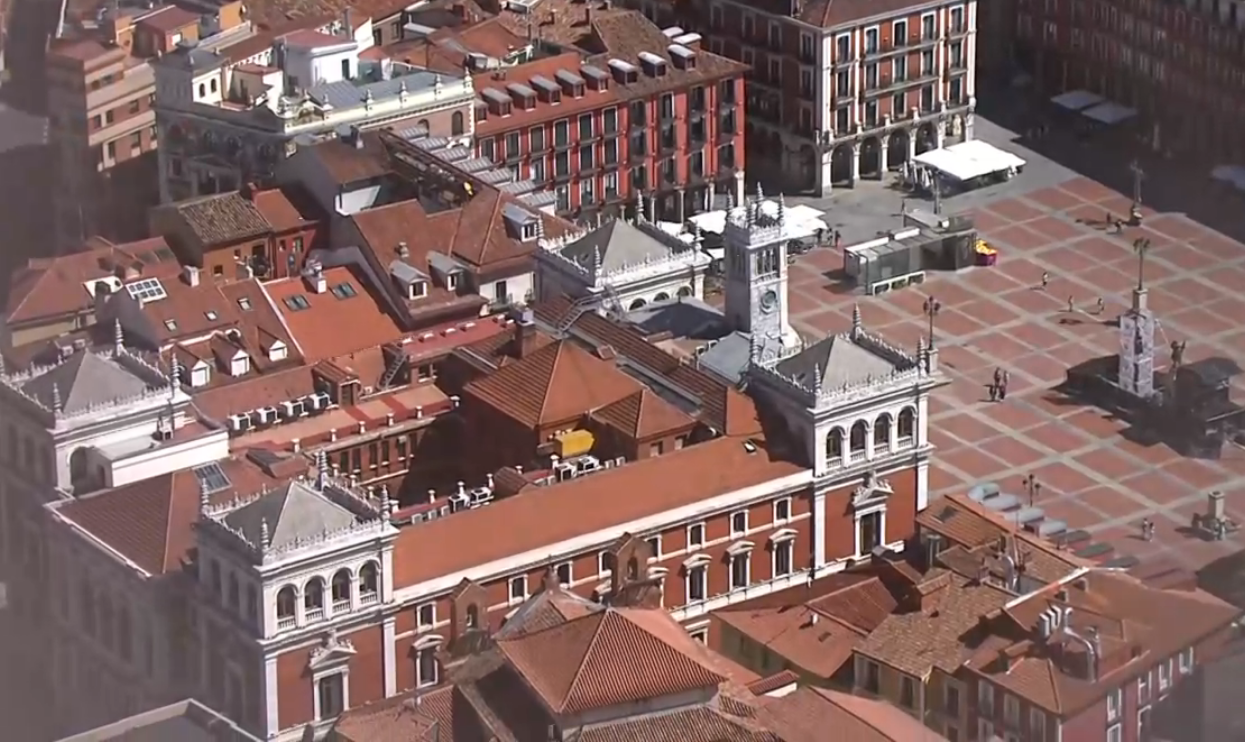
[534,340,569,425]
[560,608,613,712]
[159,470,183,571]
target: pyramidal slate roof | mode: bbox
[775,335,901,390]
[558,220,675,273]
[222,480,357,549]
[20,351,155,415]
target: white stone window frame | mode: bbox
[853,501,888,558]
[683,553,712,603]
[311,664,351,722]
[770,528,797,577]
[412,634,443,689]
[727,540,754,589]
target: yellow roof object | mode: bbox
[554,429,595,458]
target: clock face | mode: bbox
[760,289,778,312]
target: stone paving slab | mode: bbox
[785,163,1245,576]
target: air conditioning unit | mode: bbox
[425,510,440,521]
[470,486,493,505]
[253,407,278,425]
[227,414,252,432]
[576,455,601,474]
[363,385,374,395]
[449,492,471,512]
[72,338,88,350]
[613,457,625,467]
[439,505,450,517]
[554,462,576,482]
[281,399,304,418]
[312,391,332,409]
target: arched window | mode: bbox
[627,557,639,580]
[825,429,843,464]
[654,292,671,302]
[849,421,868,454]
[898,408,916,441]
[198,83,206,97]
[359,562,379,601]
[874,414,892,448]
[677,286,693,297]
[276,586,297,625]
[451,111,465,136]
[304,578,325,619]
[465,604,479,629]
[417,118,429,133]
[210,79,218,93]
[629,298,647,310]
[69,448,91,490]
[331,569,352,609]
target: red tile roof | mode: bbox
[392,432,803,588]
[53,456,283,575]
[251,185,321,232]
[496,607,726,713]
[759,687,948,742]
[473,52,622,136]
[591,388,696,440]
[464,339,642,428]
[263,265,405,362]
[5,237,180,326]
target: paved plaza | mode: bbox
[784,124,1245,576]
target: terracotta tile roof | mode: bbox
[494,0,631,49]
[464,339,641,428]
[577,705,777,742]
[263,265,405,361]
[52,456,283,575]
[332,687,449,742]
[388,18,526,74]
[496,607,726,713]
[392,433,805,588]
[582,11,750,96]
[168,191,272,248]
[746,670,799,696]
[251,185,321,232]
[191,365,317,420]
[591,388,696,439]
[778,0,937,29]
[135,5,199,32]
[759,687,948,742]
[963,569,1240,716]
[495,579,605,639]
[473,52,623,136]
[4,238,180,326]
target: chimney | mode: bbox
[241,182,258,200]
[304,259,327,293]
[182,264,200,287]
[512,308,539,358]
[923,532,942,570]
[342,7,354,37]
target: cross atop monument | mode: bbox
[1132,237,1151,311]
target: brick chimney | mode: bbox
[510,308,540,359]
[241,182,259,201]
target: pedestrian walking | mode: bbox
[833,230,842,250]
[1140,518,1155,542]
[1067,295,1075,313]
[988,382,998,402]
[999,370,1010,401]
[1040,271,1049,290]
[993,367,1003,387]
[1096,297,1106,314]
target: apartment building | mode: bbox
[1017,0,1245,163]
[45,1,254,249]
[633,0,978,195]
[471,11,748,221]
[153,14,476,204]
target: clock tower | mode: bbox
[723,187,799,353]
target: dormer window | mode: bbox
[532,75,561,104]
[409,280,427,300]
[190,363,211,387]
[507,83,537,110]
[482,88,512,116]
[231,354,250,376]
[638,51,668,77]
[582,65,610,91]
[267,341,287,361]
[608,58,639,84]
[522,223,539,241]
[446,274,458,291]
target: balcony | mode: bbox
[359,590,378,606]
[862,72,940,99]
[863,36,938,60]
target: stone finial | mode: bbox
[812,363,823,396]
[260,518,270,550]
[592,244,602,274]
[169,353,181,394]
[114,319,125,353]
[315,450,329,489]
[52,383,62,413]
[851,304,862,336]
[633,190,644,223]
[777,193,786,223]
[754,181,764,203]
[380,485,391,517]
[199,479,210,513]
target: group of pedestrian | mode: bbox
[989,367,1010,401]
[1140,518,1155,542]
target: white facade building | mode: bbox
[152,21,476,204]
[532,207,712,312]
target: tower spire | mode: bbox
[52,383,62,413]
[851,304,863,337]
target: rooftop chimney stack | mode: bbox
[304,259,327,293]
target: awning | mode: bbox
[1082,101,1137,125]
[914,141,1026,182]
[946,140,1026,173]
[1050,89,1105,111]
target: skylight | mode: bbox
[192,462,232,494]
[126,277,168,302]
[205,310,219,321]
[283,295,311,311]
[237,297,252,311]
[164,319,178,331]
[330,282,357,300]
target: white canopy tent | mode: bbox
[1082,101,1137,125]
[1051,89,1105,111]
[912,140,1027,183]
[689,201,828,259]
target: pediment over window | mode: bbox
[308,628,356,672]
[852,470,893,510]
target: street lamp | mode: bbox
[923,297,942,348]
[1022,473,1042,507]
[1129,159,1145,207]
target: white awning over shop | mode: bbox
[913,141,1026,182]
[1051,89,1105,111]
[1082,101,1137,125]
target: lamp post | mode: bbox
[923,297,942,348]
[1129,159,1145,207]
[1022,473,1042,507]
